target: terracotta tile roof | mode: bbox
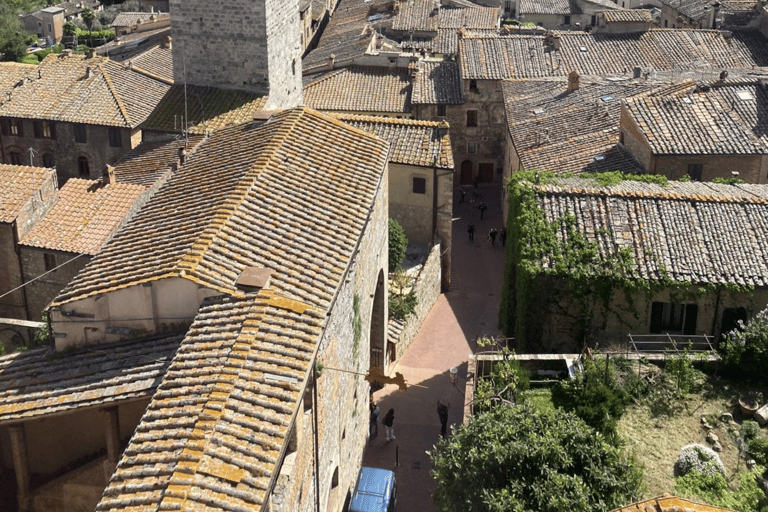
[0,54,170,128]
[140,84,267,134]
[582,0,623,10]
[303,66,412,113]
[111,11,170,28]
[97,293,324,512]
[520,0,579,16]
[0,164,56,223]
[0,335,182,425]
[502,77,693,173]
[610,494,737,512]
[0,62,38,93]
[53,107,389,308]
[534,178,768,285]
[601,8,654,22]
[438,6,499,29]
[113,135,206,187]
[335,114,454,168]
[128,45,173,82]
[20,179,146,255]
[302,0,393,71]
[392,0,438,31]
[459,30,768,80]
[412,60,464,104]
[460,34,554,79]
[623,81,768,155]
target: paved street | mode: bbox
[362,183,507,512]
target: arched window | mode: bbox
[42,153,55,168]
[78,156,90,177]
[8,151,23,165]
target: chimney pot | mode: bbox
[178,147,186,165]
[567,70,580,92]
[85,66,93,78]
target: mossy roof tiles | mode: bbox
[0,53,170,128]
[53,107,389,308]
[534,178,768,285]
[411,60,464,104]
[303,66,412,113]
[113,135,206,187]
[0,164,55,223]
[19,178,146,255]
[129,45,173,82]
[601,8,654,22]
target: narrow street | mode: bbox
[362,182,507,512]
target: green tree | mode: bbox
[0,8,29,61]
[429,404,643,512]
[722,306,768,383]
[388,218,407,272]
[81,7,95,38]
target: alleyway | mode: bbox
[362,183,507,512]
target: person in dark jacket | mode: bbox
[437,401,450,438]
[383,408,395,441]
[369,402,380,438]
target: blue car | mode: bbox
[349,467,397,512]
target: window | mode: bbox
[664,19,668,27]
[42,153,54,168]
[78,156,90,177]
[33,121,55,139]
[74,124,87,143]
[44,253,56,272]
[412,176,426,194]
[687,164,703,181]
[650,302,698,335]
[504,0,512,11]
[9,151,23,165]
[10,119,22,136]
[469,79,478,93]
[467,141,477,154]
[564,15,571,24]
[437,104,446,117]
[466,110,478,127]
[108,127,122,148]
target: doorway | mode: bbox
[460,160,473,185]
[479,163,494,183]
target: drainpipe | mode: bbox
[313,363,321,512]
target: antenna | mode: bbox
[183,48,188,148]
[28,147,37,167]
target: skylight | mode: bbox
[533,108,546,115]
[682,97,692,104]
[579,46,588,52]
[601,95,614,102]
[594,155,605,161]
[736,90,754,101]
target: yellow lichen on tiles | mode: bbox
[268,296,311,314]
[199,460,246,484]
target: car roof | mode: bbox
[349,467,395,512]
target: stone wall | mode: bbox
[388,241,442,361]
[269,165,389,512]
[169,0,303,108]
[20,248,90,322]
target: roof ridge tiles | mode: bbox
[99,62,132,128]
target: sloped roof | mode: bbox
[610,494,737,512]
[0,335,182,425]
[129,44,173,82]
[502,77,693,174]
[113,135,205,187]
[533,178,768,285]
[392,0,438,31]
[303,66,412,113]
[54,107,390,307]
[0,53,171,128]
[111,11,170,28]
[623,80,768,155]
[0,62,38,93]
[411,60,464,104]
[19,179,146,255]
[335,114,454,169]
[601,8,653,22]
[140,85,267,134]
[438,6,499,28]
[460,34,554,79]
[96,293,324,512]
[520,0,579,16]
[0,165,55,223]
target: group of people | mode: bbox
[369,400,451,441]
[467,224,506,246]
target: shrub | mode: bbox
[748,437,768,466]
[675,469,768,512]
[389,289,417,321]
[676,444,725,477]
[722,306,768,383]
[388,218,407,271]
[741,420,761,442]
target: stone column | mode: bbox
[9,424,30,512]
[105,407,121,464]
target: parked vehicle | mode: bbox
[349,466,397,512]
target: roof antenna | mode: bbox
[28,147,37,167]
[183,48,188,149]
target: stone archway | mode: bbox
[369,270,386,375]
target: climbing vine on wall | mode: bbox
[498,170,754,352]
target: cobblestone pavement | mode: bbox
[362,183,507,512]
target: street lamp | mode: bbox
[449,367,458,386]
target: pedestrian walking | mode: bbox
[467,224,475,242]
[500,227,507,247]
[369,401,380,438]
[437,401,450,438]
[459,188,465,204]
[489,228,498,246]
[383,408,395,441]
[478,202,487,220]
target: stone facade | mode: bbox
[388,241,442,362]
[20,248,91,322]
[169,0,303,109]
[269,162,389,512]
[2,120,138,186]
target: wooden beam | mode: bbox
[0,318,44,329]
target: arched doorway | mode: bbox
[460,160,473,185]
[369,270,386,376]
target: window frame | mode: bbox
[78,156,90,177]
[44,253,56,272]
[412,176,427,194]
[467,141,477,154]
[74,123,87,143]
[33,120,55,139]
[42,152,55,168]
[466,110,478,127]
[437,104,447,117]
[687,164,703,181]
[108,127,123,148]
[9,151,23,166]
[650,302,698,335]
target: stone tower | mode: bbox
[169,0,303,110]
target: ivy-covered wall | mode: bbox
[499,171,761,353]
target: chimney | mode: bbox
[61,49,73,58]
[105,164,115,184]
[163,36,172,49]
[85,66,93,79]
[86,48,95,59]
[567,70,580,92]
[328,53,336,70]
[178,146,187,165]
[551,34,561,50]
